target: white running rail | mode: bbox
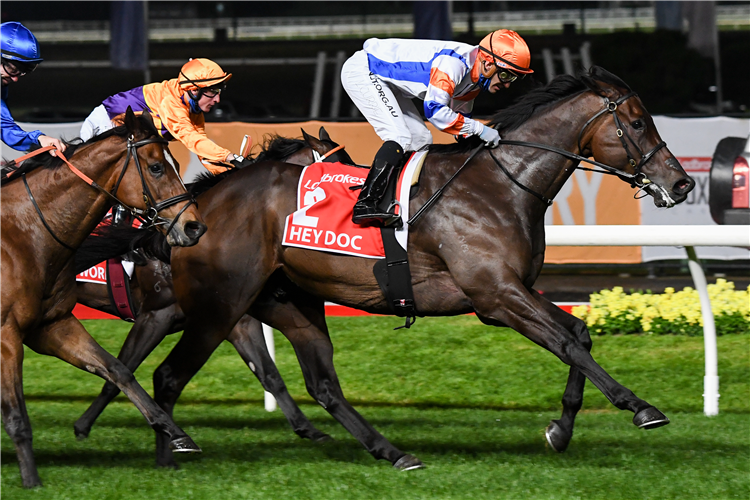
[546,225,750,416]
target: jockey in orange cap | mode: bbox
[341,30,533,226]
[81,58,248,174]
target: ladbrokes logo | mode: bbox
[303,172,365,191]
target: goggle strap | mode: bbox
[179,71,229,88]
[478,45,531,73]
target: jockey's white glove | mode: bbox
[478,126,501,148]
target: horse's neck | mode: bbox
[30,142,126,251]
[503,92,602,208]
[286,148,315,167]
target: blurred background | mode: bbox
[3,0,749,123]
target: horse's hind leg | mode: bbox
[26,315,201,455]
[252,297,423,470]
[227,314,332,442]
[1,323,42,488]
[75,306,177,440]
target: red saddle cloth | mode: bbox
[282,162,390,258]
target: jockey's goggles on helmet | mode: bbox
[496,68,518,83]
[200,85,224,99]
[2,59,36,77]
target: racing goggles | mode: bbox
[200,84,225,99]
[495,68,518,83]
[2,59,37,78]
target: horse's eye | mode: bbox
[632,119,644,130]
[149,162,164,175]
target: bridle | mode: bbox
[408,91,668,224]
[576,92,666,186]
[13,136,195,250]
[112,136,196,236]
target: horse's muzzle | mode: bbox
[167,220,207,247]
[646,157,695,208]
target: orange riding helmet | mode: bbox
[178,58,232,98]
[477,30,533,77]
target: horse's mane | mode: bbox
[4,114,161,178]
[189,135,308,196]
[74,222,170,273]
[428,66,632,155]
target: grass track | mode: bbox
[2,316,748,499]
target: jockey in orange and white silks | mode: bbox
[341,30,533,226]
[80,58,247,174]
[1,22,66,156]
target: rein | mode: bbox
[18,137,196,249]
[312,144,347,164]
[408,92,667,224]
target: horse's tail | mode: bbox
[74,224,170,274]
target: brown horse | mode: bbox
[72,130,350,444]
[145,68,695,470]
[1,109,207,487]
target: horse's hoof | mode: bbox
[311,432,334,444]
[545,420,571,453]
[169,436,202,453]
[393,454,424,471]
[73,425,90,441]
[156,460,180,470]
[633,406,670,429]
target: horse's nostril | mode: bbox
[673,178,694,195]
[184,221,207,240]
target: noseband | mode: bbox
[20,135,196,250]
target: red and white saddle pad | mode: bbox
[282,152,426,258]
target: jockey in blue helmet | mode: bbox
[1,21,66,155]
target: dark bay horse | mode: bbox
[1,109,206,487]
[149,67,694,470]
[73,129,351,444]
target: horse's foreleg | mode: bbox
[227,315,332,442]
[1,322,42,488]
[469,276,668,430]
[253,301,423,470]
[25,315,201,455]
[74,306,177,440]
[151,317,231,468]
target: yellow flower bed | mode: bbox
[571,279,750,336]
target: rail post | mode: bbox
[685,246,719,416]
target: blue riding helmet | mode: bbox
[1,22,43,63]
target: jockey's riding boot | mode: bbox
[352,141,404,226]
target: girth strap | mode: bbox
[106,257,137,322]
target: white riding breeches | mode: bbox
[341,50,434,151]
[80,104,114,142]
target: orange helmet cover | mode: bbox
[178,58,232,91]
[478,30,533,74]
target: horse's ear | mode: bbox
[301,128,325,152]
[124,106,139,136]
[141,110,156,130]
[301,128,315,144]
[318,127,331,142]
